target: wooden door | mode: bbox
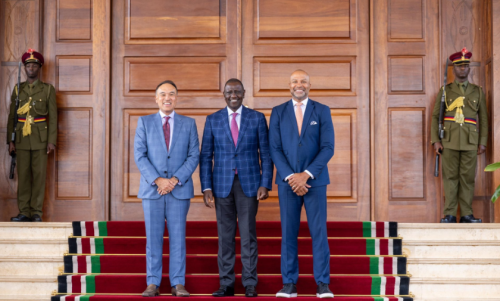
[110,0,239,220]
[372,0,491,222]
[241,0,371,221]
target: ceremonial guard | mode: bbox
[431,48,488,223]
[7,49,57,222]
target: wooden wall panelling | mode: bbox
[111,0,239,220]
[441,0,489,221]
[40,0,110,221]
[491,0,500,222]
[0,0,41,220]
[243,0,370,221]
[373,0,440,222]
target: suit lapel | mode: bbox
[154,113,168,154]
[169,113,183,153]
[300,100,315,140]
[236,106,249,149]
[286,100,300,138]
[221,109,235,147]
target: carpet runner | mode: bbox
[52,221,413,301]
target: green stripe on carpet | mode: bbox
[91,256,101,273]
[95,238,104,254]
[80,295,92,301]
[366,239,375,255]
[98,222,108,237]
[362,221,372,237]
[369,257,379,274]
[373,298,385,301]
[371,276,381,295]
[86,275,96,293]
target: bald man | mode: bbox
[269,70,335,298]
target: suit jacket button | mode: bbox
[168,156,170,159]
[164,171,167,174]
[235,154,238,157]
[299,144,302,147]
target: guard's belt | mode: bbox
[444,116,476,125]
[18,117,46,123]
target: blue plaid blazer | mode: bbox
[199,106,273,198]
[134,112,200,200]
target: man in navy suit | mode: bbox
[134,80,200,297]
[200,78,273,297]
[269,70,335,298]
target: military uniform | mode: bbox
[6,50,57,220]
[431,48,488,222]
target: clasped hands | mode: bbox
[155,177,179,195]
[203,187,269,209]
[288,172,311,196]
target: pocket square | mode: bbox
[310,121,318,125]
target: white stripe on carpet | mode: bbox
[378,257,384,275]
[375,239,380,255]
[86,256,91,273]
[72,256,78,274]
[384,221,389,237]
[389,239,394,256]
[393,257,398,275]
[94,221,99,237]
[371,221,376,237]
[80,221,86,237]
[66,275,72,294]
[90,238,96,254]
[77,238,82,254]
[394,276,401,295]
[380,276,386,296]
[81,275,86,294]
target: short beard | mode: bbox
[292,92,308,101]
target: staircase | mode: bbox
[52,221,412,300]
[401,223,500,301]
[0,222,71,301]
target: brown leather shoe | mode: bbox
[171,284,190,297]
[142,284,160,297]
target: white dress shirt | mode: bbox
[227,105,243,130]
[286,98,314,181]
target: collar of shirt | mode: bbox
[227,105,243,118]
[159,110,175,123]
[292,98,308,115]
[454,80,469,90]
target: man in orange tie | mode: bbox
[269,70,335,298]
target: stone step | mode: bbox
[403,240,500,258]
[0,294,52,300]
[399,223,500,241]
[0,222,72,239]
[411,278,500,299]
[0,275,56,296]
[0,256,63,276]
[408,258,500,278]
[0,238,67,256]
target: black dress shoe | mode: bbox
[11,214,31,222]
[245,285,257,297]
[460,214,482,223]
[440,215,457,223]
[212,285,234,297]
[31,214,42,222]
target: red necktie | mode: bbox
[163,116,170,152]
[231,113,238,174]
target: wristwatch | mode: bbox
[172,176,179,183]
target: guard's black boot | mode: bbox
[440,215,457,223]
[460,214,482,223]
[11,214,31,222]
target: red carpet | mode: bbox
[52,221,413,301]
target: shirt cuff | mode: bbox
[203,188,212,192]
[284,174,294,181]
[305,170,314,179]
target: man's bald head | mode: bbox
[289,69,311,101]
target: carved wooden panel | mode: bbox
[257,0,351,39]
[56,108,92,199]
[389,109,425,199]
[2,0,41,62]
[56,56,92,92]
[57,0,92,41]
[124,57,225,96]
[388,0,424,41]
[126,0,225,44]
[442,0,482,62]
[254,57,355,97]
[389,56,424,93]
[124,109,218,203]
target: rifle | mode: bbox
[434,58,449,177]
[9,62,22,179]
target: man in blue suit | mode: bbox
[269,70,335,298]
[200,78,273,297]
[134,80,200,297]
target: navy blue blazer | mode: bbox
[269,99,335,187]
[199,106,273,198]
[134,112,200,200]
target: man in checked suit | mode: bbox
[269,70,335,298]
[200,78,273,297]
[134,80,200,297]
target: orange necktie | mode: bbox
[295,103,303,135]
